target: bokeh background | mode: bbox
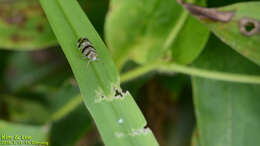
[0,0,259,146]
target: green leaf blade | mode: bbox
[105,0,209,67]
[39,0,158,145]
[202,2,260,66]
[192,35,260,146]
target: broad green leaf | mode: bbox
[39,0,158,145]
[0,0,56,50]
[186,2,260,66]
[105,0,209,68]
[0,120,48,146]
[192,35,260,146]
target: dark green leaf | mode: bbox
[192,35,260,146]
[186,2,260,66]
[105,0,209,68]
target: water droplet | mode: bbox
[118,118,124,124]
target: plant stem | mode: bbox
[120,62,260,84]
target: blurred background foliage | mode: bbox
[0,0,260,146]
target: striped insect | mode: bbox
[77,37,98,65]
